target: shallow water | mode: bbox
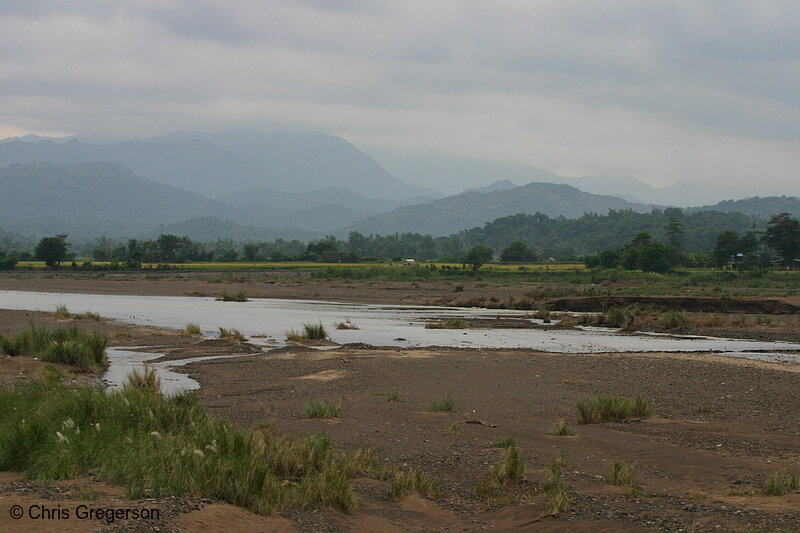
[3,289,800,354]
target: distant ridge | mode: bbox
[345,182,649,237]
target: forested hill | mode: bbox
[346,182,649,237]
[451,209,758,257]
[691,196,800,219]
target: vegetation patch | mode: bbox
[0,375,369,514]
[123,365,161,392]
[53,304,102,321]
[334,320,359,330]
[215,290,249,302]
[303,399,342,419]
[576,394,652,424]
[428,394,457,413]
[489,435,517,448]
[474,445,526,497]
[424,318,468,329]
[762,468,799,496]
[217,327,245,342]
[286,323,328,342]
[0,326,108,372]
[182,323,201,336]
[539,451,572,514]
[548,419,576,436]
[604,460,637,486]
[386,467,441,500]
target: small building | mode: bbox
[404,259,416,266]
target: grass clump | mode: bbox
[762,468,799,496]
[474,445,526,497]
[181,323,201,336]
[53,304,102,321]
[215,290,248,302]
[334,320,359,330]
[286,323,328,341]
[576,394,652,424]
[0,326,108,372]
[549,419,577,436]
[303,399,342,419]
[386,467,441,500]
[489,435,517,448]
[384,392,400,402]
[604,460,637,486]
[539,451,572,514]
[424,318,468,329]
[218,327,245,342]
[0,377,363,515]
[663,310,690,330]
[428,394,457,413]
[602,307,636,330]
[123,365,161,392]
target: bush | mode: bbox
[474,445,525,497]
[548,419,576,436]
[0,326,108,372]
[182,323,201,336]
[576,395,651,424]
[286,323,328,341]
[604,460,637,486]
[663,310,689,330]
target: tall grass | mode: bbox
[0,377,367,514]
[303,399,342,419]
[286,323,328,342]
[0,326,108,372]
[218,327,245,342]
[182,323,201,336]
[474,445,526,497]
[428,394,457,413]
[576,394,652,424]
[540,451,572,514]
[762,468,799,496]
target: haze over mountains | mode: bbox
[1,129,798,244]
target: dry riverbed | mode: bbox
[1,296,800,531]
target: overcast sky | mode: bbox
[1,1,799,190]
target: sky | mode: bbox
[1,1,799,191]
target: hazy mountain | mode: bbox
[150,129,438,200]
[691,196,800,220]
[0,138,277,197]
[220,186,398,214]
[0,129,436,200]
[154,217,314,243]
[364,148,800,206]
[464,179,518,194]
[0,162,245,238]
[345,182,649,237]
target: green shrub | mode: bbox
[386,467,440,500]
[0,326,108,372]
[576,395,651,424]
[762,468,799,496]
[303,399,342,419]
[124,365,161,392]
[474,445,525,497]
[286,323,328,341]
[428,394,457,413]
[0,379,360,514]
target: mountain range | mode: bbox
[1,130,798,244]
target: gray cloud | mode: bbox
[1,1,799,190]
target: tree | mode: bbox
[242,243,260,262]
[500,241,538,262]
[35,234,69,269]
[0,246,18,270]
[763,213,800,266]
[463,245,494,271]
[664,214,684,251]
